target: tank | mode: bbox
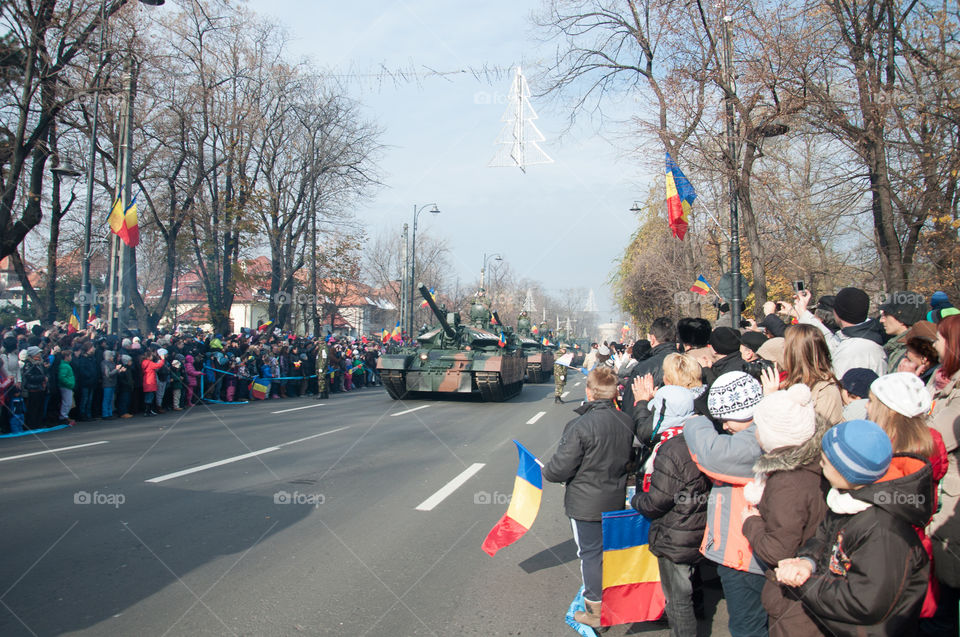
[515,312,555,383]
[378,284,526,401]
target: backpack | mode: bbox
[23,362,46,391]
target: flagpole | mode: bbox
[722,10,743,327]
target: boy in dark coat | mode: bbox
[776,419,932,636]
[543,367,635,628]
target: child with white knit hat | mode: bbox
[741,384,827,637]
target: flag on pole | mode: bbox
[498,332,507,348]
[531,324,539,335]
[665,152,696,240]
[689,275,711,295]
[258,320,273,332]
[381,328,390,343]
[541,336,551,346]
[391,322,402,342]
[68,308,80,334]
[419,288,436,308]
[87,305,98,323]
[481,440,543,556]
[107,196,140,247]
[599,509,665,626]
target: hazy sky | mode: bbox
[245,0,651,320]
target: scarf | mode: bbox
[641,425,685,492]
[933,368,952,393]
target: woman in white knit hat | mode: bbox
[868,371,947,621]
[741,384,828,637]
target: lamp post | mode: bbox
[409,203,440,334]
[480,252,502,291]
[82,0,164,332]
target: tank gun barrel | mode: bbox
[419,283,456,339]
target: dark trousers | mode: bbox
[920,582,959,637]
[571,518,604,602]
[117,389,131,416]
[25,390,45,429]
[78,386,93,420]
[718,564,768,637]
[658,557,698,637]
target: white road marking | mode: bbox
[0,440,109,463]
[574,381,582,387]
[526,411,546,424]
[391,405,430,417]
[271,403,326,414]
[561,391,570,398]
[145,427,349,483]
[415,463,486,511]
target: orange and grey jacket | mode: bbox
[683,415,765,575]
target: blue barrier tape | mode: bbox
[0,423,71,438]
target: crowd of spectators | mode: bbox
[545,286,959,636]
[0,321,386,433]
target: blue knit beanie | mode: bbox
[931,291,951,310]
[821,420,892,485]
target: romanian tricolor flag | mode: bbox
[87,305,98,323]
[541,336,551,346]
[689,275,711,295]
[391,322,402,342]
[531,324,539,335]
[381,328,390,343]
[258,320,273,332]
[600,510,665,626]
[481,440,542,556]
[107,196,140,247]
[419,288,436,308]
[498,331,507,348]
[68,308,80,334]
[665,152,696,240]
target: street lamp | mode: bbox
[80,0,164,330]
[629,201,642,214]
[480,252,502,291]
[409,203,440,334]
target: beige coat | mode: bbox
[927,370,960,587]
[810,379,844,426]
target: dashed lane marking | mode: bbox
[526,411,546,424]
[415,463,486,511]
[391,405,430,417]
[0,440,109,463]
[145,427,349,483]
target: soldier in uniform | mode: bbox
[317,343,330,399]
[553,346,571,404]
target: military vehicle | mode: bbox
[515,312,554,383]
[378,284,526,401]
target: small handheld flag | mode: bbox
[481,440,543,556]
[498,332,507,348]
[665,153,696,240]
[68,308,80,334]
[689,275,711,295]
[391,322,402,342]
[600,509,665,626]
[419,288,436,308]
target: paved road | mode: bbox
[0,380,729,636]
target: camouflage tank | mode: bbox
[378,284,526,401]
[515,312,555,383]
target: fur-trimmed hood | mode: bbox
[752,415,831,475]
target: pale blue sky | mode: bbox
[245,0,650,319]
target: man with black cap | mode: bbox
[795,288,886,378]
[878,292,926,372]
[703,326,746,385]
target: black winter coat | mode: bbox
[632,434,709,563]
[792,455,932,636]
[543,400,635,521]
[74,355,99,388]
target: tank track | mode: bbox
[381,370,407,400]
[526,363,543,383]
[476,371,523,402]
